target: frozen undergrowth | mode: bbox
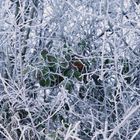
[0,0,140,140]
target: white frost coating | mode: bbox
[0,0,140,139]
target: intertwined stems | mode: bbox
[0,0,140,139]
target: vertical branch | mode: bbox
[22,0,39,60]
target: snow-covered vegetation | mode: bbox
[0,0,140,139]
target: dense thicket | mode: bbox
[0,0,140,139]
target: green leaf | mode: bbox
[39,78,51,87]
[45,78,51,87]
[48,65,57,72]
[78,40,86,49]
[60,61,69,68]
[54,74,64,84]
[65,81,73,93]
[48,63,57,68]
[41,50,48,60]
[42,67,49,75]
[63,69,74,78]
[65,54,71,61]
[50,74,56,81]
[39,79,46,87]
[47,55,57,63]
[74,70,82,81]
